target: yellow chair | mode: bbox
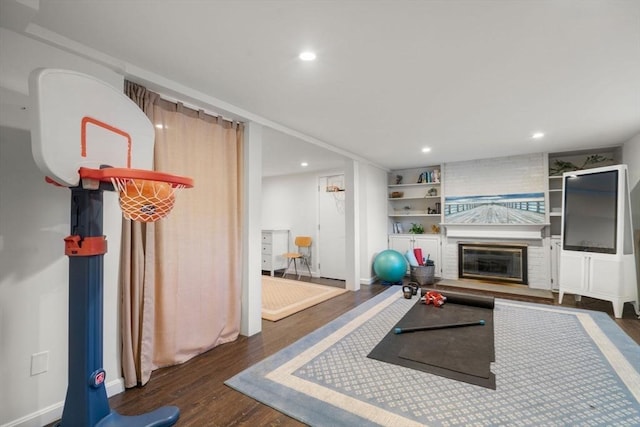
[282,236,312,280]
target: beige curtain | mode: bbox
[122,82,243,386]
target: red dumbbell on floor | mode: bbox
[420,291,447,307]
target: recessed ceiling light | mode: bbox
[531,132,545,139]
[299,51,316,61]
[301,162,308,167]
[421,147,431,153]
[155,124,163,129]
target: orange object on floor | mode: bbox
[421,291,447,307]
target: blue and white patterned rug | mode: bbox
[226,287,640,426]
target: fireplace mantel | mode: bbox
[441,223,549,240]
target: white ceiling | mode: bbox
[1,0,639,176]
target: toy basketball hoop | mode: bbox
[79,167,194,222]
[29,68,188,426]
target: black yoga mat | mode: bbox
[419,288,495,309]
[367,289,496,389]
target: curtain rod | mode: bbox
[155,92,242,126]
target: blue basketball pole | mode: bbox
[59,185,179,427]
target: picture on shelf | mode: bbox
[444,192,545,224]
[393,222,404,233]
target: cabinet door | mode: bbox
[388,236,413,255]
[589,257,623,296]
[559,252,589,292]
[550,237,561,290]
[413,235,440,274]
[388,235,412,274]
[262,255,272,271]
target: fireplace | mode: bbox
[458,243,528,285]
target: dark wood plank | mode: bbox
[46,277,639,426]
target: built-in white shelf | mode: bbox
[388,196,440,201]
[388,182,440,188]
[389,213,441,217]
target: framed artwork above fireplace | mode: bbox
[444,192,545,224]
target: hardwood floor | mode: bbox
[48,276,639,427]
[107,278,385,427]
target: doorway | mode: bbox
[318,175,346,280]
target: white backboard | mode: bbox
[29,68,154,187]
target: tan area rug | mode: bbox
[262,276,348,321]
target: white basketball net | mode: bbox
[111,178,184,222]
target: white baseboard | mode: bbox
[360,275,376,285]
[2,377,124,427]
[106,377,125,399]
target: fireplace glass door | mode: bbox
[458,243,528,285]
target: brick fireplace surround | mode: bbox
[440,153,550,289]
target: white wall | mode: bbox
[623,134,640,229]
[1,29,125,426]
[262,163,388,285]
[0,126,124,426]
[262,170,337,276]
[0,28,122,96]
[622,134,640,294]
[240,122,263,336]
[445,152,546,196]
[358,163,388,283]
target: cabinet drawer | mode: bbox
[262,243,272,255]
[261,233,272,244]
[262,256,272,269]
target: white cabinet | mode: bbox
[547,148,621,291]
[261,230,289,276]
[388,234,441,277]
[559,251,637,317]
[557,165,638,318]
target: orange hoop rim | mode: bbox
[79,167,194,188]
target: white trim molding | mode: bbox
[442,223,549,240]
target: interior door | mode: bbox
[318,175,346,280]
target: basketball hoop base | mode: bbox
[93,407,179,427]
[58,184,183,427]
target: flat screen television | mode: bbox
[562,169,618,254]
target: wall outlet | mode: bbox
[31,351,49,376]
